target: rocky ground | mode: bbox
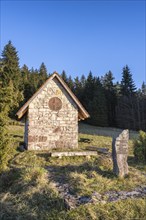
[47,166,146,209]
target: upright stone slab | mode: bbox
[112,130,129,177]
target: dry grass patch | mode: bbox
[65,198,146,220]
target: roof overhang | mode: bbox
[16,72,90,120]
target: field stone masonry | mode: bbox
[16,72,89,150]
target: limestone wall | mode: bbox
[25,77,78,150]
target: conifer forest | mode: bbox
[0,41,146,132]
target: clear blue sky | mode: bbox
[1,0,145,88]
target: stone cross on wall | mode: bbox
[112,130,129,178]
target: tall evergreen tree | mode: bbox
[20,65,32,101]
[102,71,114,91]
[38,62,48,87]
[141,82,146,95]
[80,74,86,89]
[83,71,95,102]
[21,65,30,88]
[21,64,30,80]
[116,66,137,129]
[101,71,117,126]
[74,76,82,101]
[0,79,15,172]
[67,75,74,91]
[87,77,108,126]
[0,41,21,89]
[61,70,68,83]
[30,68,40,92]
[0,41,23,116]
[120,65,136,96]
[115,81,121,97]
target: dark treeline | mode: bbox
[1,41,146,131]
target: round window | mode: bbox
[49,97,62,111]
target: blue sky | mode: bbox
[1,0,145,88]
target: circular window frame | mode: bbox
[48,97,62,111]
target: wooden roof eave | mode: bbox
[78,111,86,121]
[17,107,28,119]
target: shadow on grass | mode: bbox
[13,134,23,138]
[128,156,146,171]
[79,138,92,143]
[36,152,51,161]
[47,161,115,186]
[0,168,66,220]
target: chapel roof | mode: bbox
[16,72,90,120]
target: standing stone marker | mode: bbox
[112,130,129,178]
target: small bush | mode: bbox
[133,131,146,162]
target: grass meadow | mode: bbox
[0,122,146,220]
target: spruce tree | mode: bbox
[38,62,48,87]
[101,71,117,126]
[21,64,30,82]
[1,41,21,89]
[21,65,30,89]
[61,70,68,83]
[120,65,136,96]
[102,71,114,91]
[67,75,74,91]
[116,66,137,130]
[87,77,108,126]
[74,76,82,101]
[80,74,86,89]
[21,65,32,101]
[0,41,23,116]
[0,79,15,172]
[141,82,146,95]
[83,71,95,102]
[29,68,40,93]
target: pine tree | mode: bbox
[67,75,74,91]
[61,70,68,83]
[101,71,117,126]
[116,66,137,129]
[80,74,86,88]
[120,65,136,96]
[73,76,82,101]
[141,82,146,95]
[21,64,30,81]
[20,65,32,101]
[0,41,23,116]
[38,62,48,87]
[101,71,114,91]
[87,77,108,126]
[1,41,21,89]
[0,79,15,172]
[83,71,95,102]
[30,68,40,93]
[115,81,121,97]
[21,65,30,89]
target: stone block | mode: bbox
[112,130,129,178]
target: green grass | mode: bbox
[8,124,24,145]
[0,122,146,220]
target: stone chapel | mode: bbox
[16,72,89,150]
